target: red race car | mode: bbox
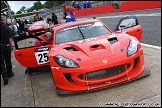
[13,16,150,95]
[27,20,61,35]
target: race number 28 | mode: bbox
[34,48,49,64]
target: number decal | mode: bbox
[34,47,49,64]
[43,53,48,62]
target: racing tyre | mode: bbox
[25,68,29,74]
[25,67,35,75]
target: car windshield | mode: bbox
[31,20,47,26]
[55,22,111,44]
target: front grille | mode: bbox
[79,65,126,80]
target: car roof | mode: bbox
[31,20,47,25]
[54,19,102,30]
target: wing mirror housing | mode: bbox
[119,25,128,34]
[119,25,126,31]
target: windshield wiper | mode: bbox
[78,27,86,39]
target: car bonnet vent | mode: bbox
[91,44,100,48]
[108,37,118,44]
[64,47,78,51]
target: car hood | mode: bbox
[29,25,44,30]
[50,34,131,62]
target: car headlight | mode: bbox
[54,55,79,68]
[127,40,138,56]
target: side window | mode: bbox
[17,38,37,48]
[114,16,139,31]
[15,36,47,49]
[118,19,137,30]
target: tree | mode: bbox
[42,1,65,9]
[20,6,27,13]
[16,10,22,14]
[33,1,43,10]
[27,6,35,12]
[11,11,15,15]
[43,1,56,9]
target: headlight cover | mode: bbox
[127,40,138,56]
[54,55,79,68]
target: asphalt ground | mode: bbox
[1,45,161,107]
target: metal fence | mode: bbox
[49,1,115,14]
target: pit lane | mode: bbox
[1,9,161,107]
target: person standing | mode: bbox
[66,7,76,23]
[1,15,15,85]
[34,13,39,22]
[47,17,52,23]
[24,19,29,32]
[15,17,25,33]
[12,22,19,36]
[62,3,69,19]
[24,19,29,24]
[39,16,44,21]
[51,12,58,25]
[20,20,25,33]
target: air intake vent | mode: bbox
[64,47,78,51]
[91,44,100,48]
[108,37,118,44]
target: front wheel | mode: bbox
[25,67,35,75]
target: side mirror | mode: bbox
[119,25,126,31]
[119,25,128,34]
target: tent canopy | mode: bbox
[1,1,10,13]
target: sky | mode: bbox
[7,1,46,13]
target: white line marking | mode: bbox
[76,13,161,20]
[141,43,161,50]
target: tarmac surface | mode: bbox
[1,45,161,107]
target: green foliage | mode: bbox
[20,6,27,13]
[27,6,35,12]
[33,1,43,10]
[43,1,55,9]
[16,10,22,14]
[11,11,15,15]
[14,1,66,18]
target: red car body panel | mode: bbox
[114,25,143,41]
[13,16,150,94]
[14,44,51,67]
[27,20,49,35]
[48,34,143,92]
[27,20,61,35]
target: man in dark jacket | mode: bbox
[51,12,58,25]
[1,15,15,85]
[15,17,25,33]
